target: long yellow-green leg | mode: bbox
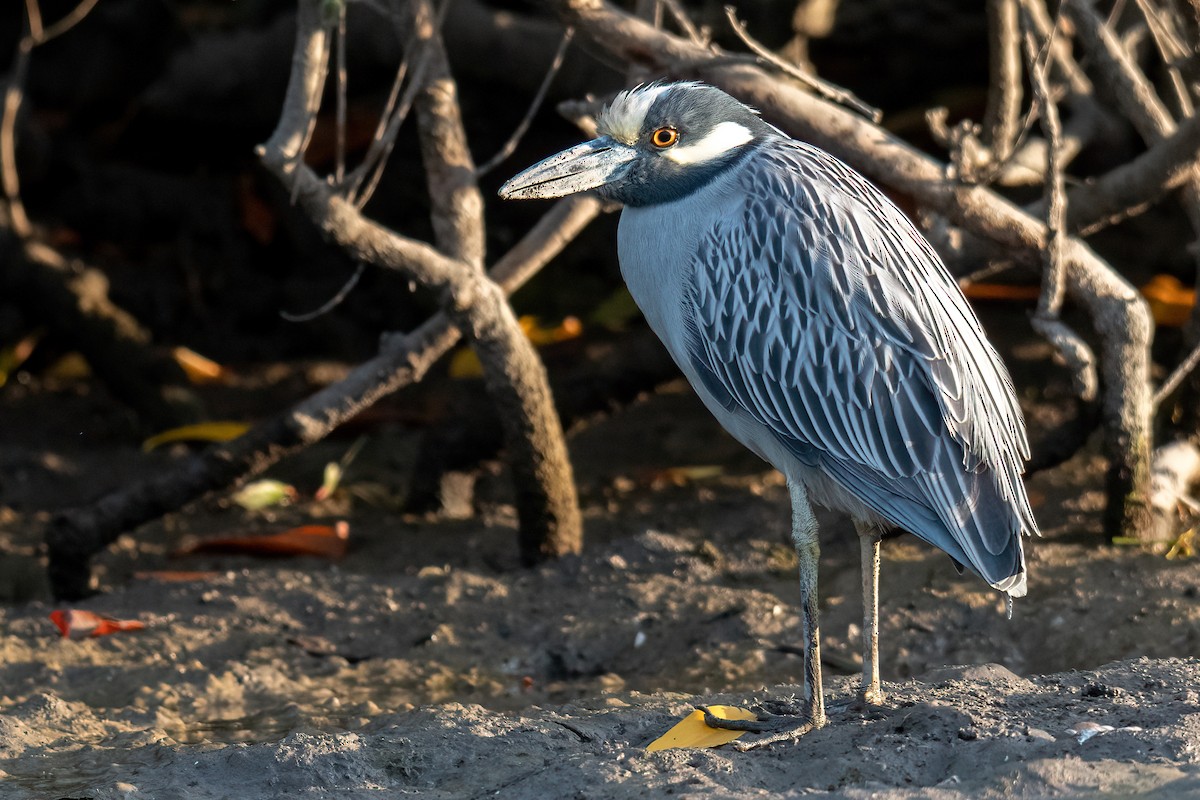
[792,481,827,728]
[856,522,885,705]
[697,481,826,747]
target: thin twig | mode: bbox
[346,1,449,207]
[335,0,347,184]
[0,0,98,237]
[279,262,365,322]
[1024,4,1098,402]
[658,0,707,45]
[723,6,882,123]
[1132,0,1194,118]
[1026,0,1093,94]
[1154,340,1200,407]
[341,36,412,192]
[1027,27,1067,317]
[39,0,100,43]
[475,27,574,178]
[23,0,43,40]
[1,34,34,237]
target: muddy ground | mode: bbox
[2,336,1200,798]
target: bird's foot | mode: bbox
[697,703,825,751]
[858,686,887,707]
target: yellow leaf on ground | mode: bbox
[142,422,250,452]
[645,705,757,752]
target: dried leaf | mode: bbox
[1141,274,1195,328]
[0,331,42,388]
[176,521,350,560]
[143,422,250,452]
[315,437,366,501]
[1166,528,1197,560]
[645,705,757,752]
[521,314,582,346]
[640,465,724,488]
[45,352,91,380]
[172,346,226,384]
[50,610,145,640]
[450,316,583,378]
[132,570,221,583]
[315,462,343,502]
[230,479,298,510]
[959,283,1041,302]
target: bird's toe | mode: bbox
[697,704,825,750]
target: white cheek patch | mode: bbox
[663,121,754,165]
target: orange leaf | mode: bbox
[450,316,584,379]
[959,283,1041,302]
[176,521,350,560]
[172,346,226,384]
[133,570,221,583]
[1141,274,1196,327]
[50,610,146,640]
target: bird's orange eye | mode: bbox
[651,127,679,148]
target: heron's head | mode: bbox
[499,82,775,207]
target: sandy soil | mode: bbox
[2,356,1200,798]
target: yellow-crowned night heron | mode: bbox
[500,82,1037,745]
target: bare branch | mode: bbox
[259,0,331,166]
[475,27,575,178]
[39,0,100,43]
[724,6,881,123]
[23,0,43,41]
[1068,0,1179,141]
[1154,339,1200,407]
[335,0,347,184]
[280,261,365,322]
[1132,0,1194,118]
[658,0,707,45]
[1023,6,1099,402]
[984,0,1024,160]
[4,0,102,236]
[47,193,605,600]
[1025,0,1093,94]
[344,3,450,207]
[409,0,485,265]
[1069,0,1200,431]
[1067,111,1200,234]
[260,0,582,566]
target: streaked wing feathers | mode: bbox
[684,140,1036,588]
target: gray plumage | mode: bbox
[623,137,1036,595]
[501,81,1038,738]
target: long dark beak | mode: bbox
[499,137,637,200]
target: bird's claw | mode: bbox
[696,705,823,750]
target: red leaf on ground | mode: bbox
[176,521,350,560]
[50,610,146,640]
